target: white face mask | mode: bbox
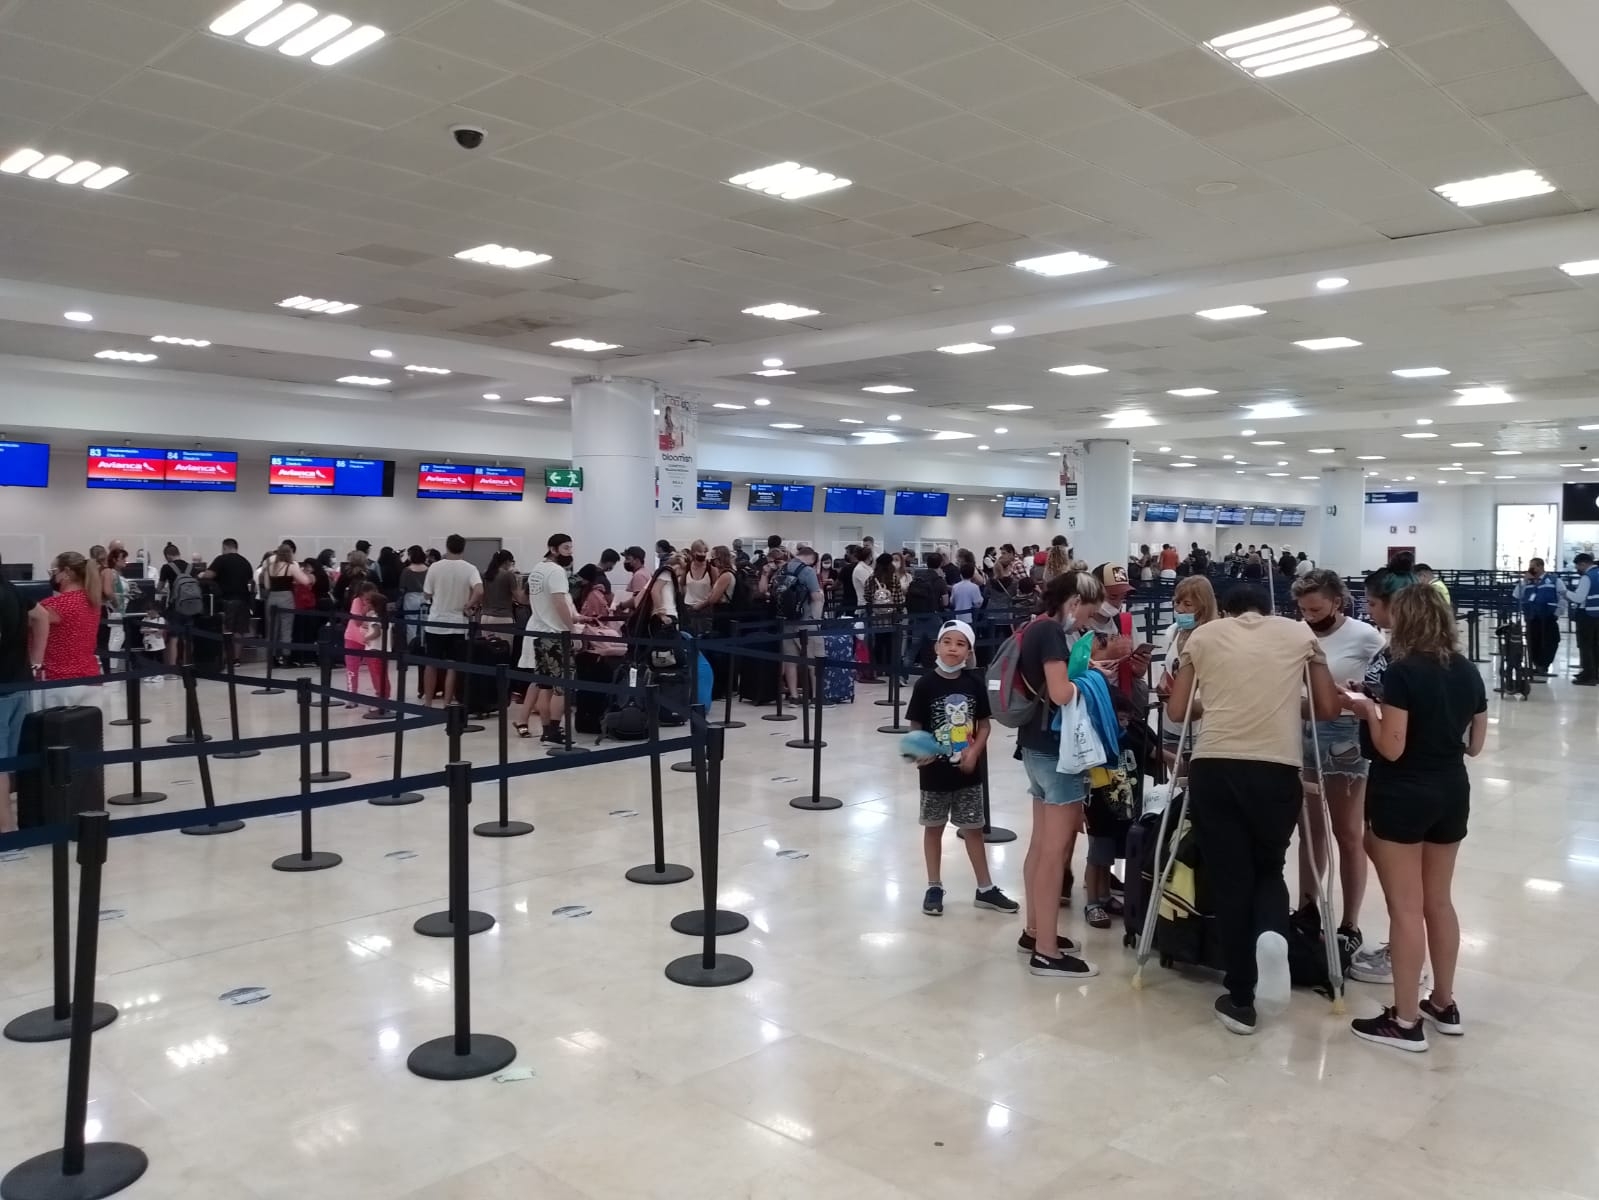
[1099,602,1119,619]
[935,657,965,676]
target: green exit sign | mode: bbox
[544,467,583,489]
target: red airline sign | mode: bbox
[474,472,524,497]
[269,462,335,489]
[167,458,238,485]
[86,453,165,483]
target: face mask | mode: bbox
[1099,602,1118,620]
[555,554,574,569]
[1306,613,1338,634]
[1174,612,1197,631]
[935,657,965,676]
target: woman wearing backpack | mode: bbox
[868,553,905,681]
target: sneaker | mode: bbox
[973,885,1019,914]
[1337,925,1364,962]
[1419,996,1464,1037]
[540,723,563,743]
[1255,930,1291,1014]
[1349,943,1393,984]
[1028,951,1099,979]
[1104,894,1124,917]
[1016,931,1082,956]
[1351,1007,1429,1053]
[1085,902,1112,929]
[1214,995,1257,1036]
[922,885,944,917]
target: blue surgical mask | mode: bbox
[1175,613,1197,631]
[935,658,965,676]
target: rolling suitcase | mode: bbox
[572,653,611,736]
[462,637,512,716]
[17,705,105,829]
[739,631,781,706]
[817,632,856,704]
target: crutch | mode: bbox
[1299,663,1347,1014]
[1131,688,1195,989]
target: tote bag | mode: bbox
[1057,694,1106,775]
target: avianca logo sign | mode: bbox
[99,459,159,473]
[168,461,234,478]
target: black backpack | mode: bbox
[599,666,650,742]
[904,571,940,614]
[773,564,809,621]
[1286,904,1352,996]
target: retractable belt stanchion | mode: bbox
[789,653,841,811]
[546,631,588,758]
[708,618,745,730]
[665,727,752,988]
[875,606,903,706]
[370,643,423,806]
[2,811,148,1200]
[670,718,749,939]
[107,671,146,728]
[761,622,796,723]
[251,627,284,696]
[669,640,701,771]
[272,680,343,873]
[877,615,911,735]
[179,668,243,837]
[105,674,165,807]
[406,761,517,1082]
[307,625,351,784]
[213,633,260,761]
[475,664,532,838]
[415,704,494,938]
[785,631,826,750]
[671,699,704,775]
[5,749,118,1045]
[164,655,212,745]
[961,760,1015,844]
[625,682,693,886]
[460,620,484,735]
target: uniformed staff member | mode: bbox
[1514,558,1561,678]
[1566,552,1599,686]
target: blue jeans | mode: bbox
[1021,749,1087,806]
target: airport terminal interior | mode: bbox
[3,0,1599,1196]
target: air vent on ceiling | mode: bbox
[451,316,554,338]
[370,297,451,314]
[340,244,432,267]
[544,282,629,301]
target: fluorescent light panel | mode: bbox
[1012,251,1109,277]
[278,295,358,314]
[751,368,793,377]
[711,402,745,410]
[987,403,1032,412]
[1104,410,1157,428]
[404,364,450,375]
[454,243,551,269]
[1050,363,1107,376]
[1206,6,1383,79]
[1,148,129,189]
[727,161,850,201]
[1455,387,1513,406]
[1434,169,1555,208]
[150,336,211,347]
[551,337,620,352]
[95,350,157,363]
[1168,387,1217,397]
[770,422,803,430]
[338,375,389,386]
[1393,367,1449,377]
[209,1,385,65]
[1560,260,1599,277]
[1295,336,1361,349]
[937,343,994,355]
[743,302,820,320]
[524,395,563,404]
[1196,304,1266,320]
[862,384,914,394]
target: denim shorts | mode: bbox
[1303,715,1368,780]
[0,691,27,759]
[1021,748,1087,806]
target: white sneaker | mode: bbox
[1255,931,1291,1014]
[1349,943,1392,984]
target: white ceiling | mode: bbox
[2,0,1599,492]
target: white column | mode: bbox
[1319,468,1366,575]
[1074,438,1133,570]
[1460,485,1495,568]
[570,375,657,562]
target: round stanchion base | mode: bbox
[165,733,213,745]
[105,791,166,807]
[3,1001,117,1045]
[963,825,1018,844]
[369,792,424,807]
[669,908,749,937]
[212,748,261,760]
[473,819,533,839]
[0,1141,149,1200]
[462,723,485,734]
[307,771,352,784]
[250,686,285,696]
[706,719,746,730]
[760,712,797,723]
[784,738,826,750]
[789,794,843,812]
[271,850,343,873]
[625,862,693,885]
[665,953,753,988]
[546,744,590,758]
[873,698,899,707]
[669,759,699,774]
[406,1032,517,1081]
[180,819,245,837]
[413,910,494,938]
[108,717,149,727]
[877,723,910,735]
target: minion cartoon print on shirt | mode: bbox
[937,694,971,764]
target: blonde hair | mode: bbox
[53,550,103,609]
[1043,545,1070,579]
[1388,583,1457,664]
[1172,575,1217,625]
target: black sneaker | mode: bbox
[1337,924,1364,961]
[1419,996,1464,1037]
[1028,950,1098,979]
[1214,995,1257,1036]
[540,723,563,743]
[1016,930,1082,956]
[974,885,1019,914]
[922,885,944,916]
[1351,1007,1429,1053]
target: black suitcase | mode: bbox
[738,633,781,706]
[18,705,105,828]
[462,637,512,716]
[572,653,612,735]
[190,612,225,669]
[656,668,690,726]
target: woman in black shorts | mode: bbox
[1345,584,1487,1053]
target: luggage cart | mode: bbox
[1494,615,1533,700]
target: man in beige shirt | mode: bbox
[1167,584,1342,1037]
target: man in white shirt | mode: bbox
[421,533,483,707]
[851,546,874,615]
[512,533,577,741]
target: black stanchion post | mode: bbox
[213,633,260,761]
[105,673,165,807]
[164,658,212,745]
[670,701,705,774]
[307,625,351,784]
[709,618,746,730]
[2,812,148,1199]
[785,633,826,750]
[961,761,1016,844]
[790,653,841,811]
[761,622,795,724]
[670,720,748,939]
[475,665,532,838]
[179,668,243,837]
[447,699,464,763]
[252,621,284,695]
[878,616,911,735]
[272,679,342,873]
[370,643,424,807]
[415,705,494,937]
[546,631,588,758]
[626,683,692,885]
[4,749,118,1044]
[876,606,904,706]
[107,671,147,728]
[665,728,752,987]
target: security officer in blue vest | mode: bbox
[1565,552,1599,685]
[1515,558,1561,678]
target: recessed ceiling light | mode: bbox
[1,149,129,190]
[1401,432,1437,439]
[753,398,771,407]
[1206,7,1383,79]
[63,311,93,322]
[1393,367,1449,378]
[1465,470,1487,475]
[1172,462,1196,469]
[938,343,994,355]
[770,422,803,430]
[1236,469,1246,475]
[1356,455,1385,461]
[839,418,864,425]
[1316,277,1350,290]
[279,295,358,314]
[886,414,902,421]
[1560,260,1599,277]
[1223,454,1235,460]
[524,395,563,404]
[1276,461,1289,466]
[1438,466,1463,471]
[1168,387,1218,397]
[369,348,392,359]
[1308,447,1336,454]
[712,402,745,410]
[1050,363,1107,376]
[727,161,850,201]
[94,350,158,363]
[209,0,287,35]
[1012,251,1110,277]
[1450,441,1483,448]
[752,369,794,377]
[1580,424,1599,431]
[1494,475,1516,480]
[405,364,450,375]
[337,375,389,387]
[209,2,384,65]
[1251,439,1285,446]
[1048,451,1061,457]
[762,357,784,368]
[1491,449,1522,456]
[1559,462,1583,468]
[1434,169,1555,208]
[1583,467,1599,473]
[482,393,501,401]
[987,403,1032,412]
[455,243,551,269]
[1246,401,1301,419]
[1299,475,1318,480]
[1294,336,1362,350]
[993,426,1008,434]
[1404,475,1416,481]
[1158,446,1173,453]
[1266,471,1290,477]
[990,324,1015,335]
[976,444,990,451]
[1240,429,1257,437]
[743,302,819,320]
[1105,410,1157,429]
[551,337,620,352]
[1180,454,1197,460]
[1415,418,1433,425]
[150,335,211,347]
[1196,305,1266,320]
[1455,387,1513,406]
[863,385,914,394]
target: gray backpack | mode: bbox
[169,571,204,617]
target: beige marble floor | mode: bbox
[2,658,1597,1199]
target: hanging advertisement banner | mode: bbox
[1057,442,1084,533]
[656,392,697,518]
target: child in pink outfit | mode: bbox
[345,585,390,712]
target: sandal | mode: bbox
[514,723,532,739]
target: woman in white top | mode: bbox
[682,539,716,617]
[1292,568,1387,951]
[1156,575,1217,772]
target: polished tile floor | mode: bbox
[2,655,1597,1199]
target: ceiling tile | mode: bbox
[586,158,708,198]
[642,79,786,136]
[1348,0,1507,46]
[344,38,509,103]
[535,41,696,105]
[727,109,864,160]
[807,81,961,137]
[0,75,87,127]
[811,1,991,76]
[1200,114,1345,164]
[1516,125,1599,168]
[1152,87,1301,139]
[1087,48,1242,110]
[3,0,185,64]
[1264,51,1434,110]
[409,0,593,71]
[868,204,969,236]
[610,1,792,74]
[435,155,558,196]
[149,37,308,99]
[297,155,428,197]
[499,0,683,35]
[142,153,275,197]
[923,0,1113,38]
[714,0,897,36]
[1443,60,1585,116]
[1261,144,1419,201]
[457,75,609,130]
[1023,6,1189,75]
[549,107,703,157]
[284,76,444,131]
[1481,96,1599,144]
[348,129,483,175]
[977,80,1132,139]
[497,133,630,175]
[1132,0,1296,39]
[234,105,380,154]
[61,99,213,153]
[0,33,126,96]
[884,113,1028,164]
[900,44,1066,109]
[1402,21,1555,86]
[950,142,1086,185]
[194,130,324,175]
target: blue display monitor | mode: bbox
[0,440,48,488]
[87,446,171,491]
[1250,508,1279,526]
[824,486,885,515]
[1279,509,1306,527]
[697,480,731,510]
[163,448,238,493]
[1182,503,1217,524]
[748,483,815,512]
[1003,494,1050,519]
[1216,506,1248,526]
[894,490,949,517]
[1144,502,1180,522]
[1131,500,1142,521]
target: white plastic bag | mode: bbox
[1056,695,1106,775]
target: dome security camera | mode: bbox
[450,124,486,150]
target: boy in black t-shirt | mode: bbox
[906,620,1019,917]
